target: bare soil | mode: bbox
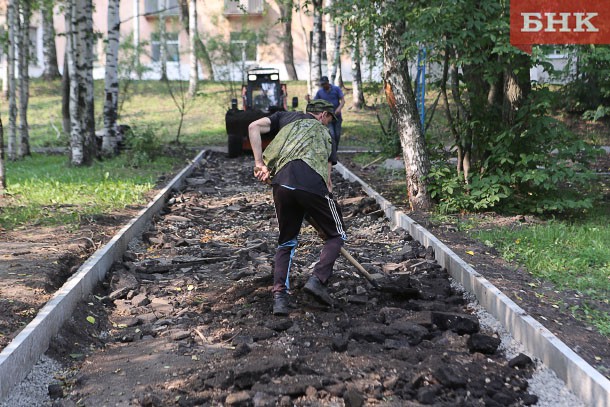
[0,148,608,406]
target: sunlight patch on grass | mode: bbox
[1,154,175,230]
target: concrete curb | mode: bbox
[0,150,208,401]
[335,162,610,407]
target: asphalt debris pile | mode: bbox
[48,151,539,406]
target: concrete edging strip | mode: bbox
[334,162,610,407]
[0,150,208,401]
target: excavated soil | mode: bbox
[0,148,608,406]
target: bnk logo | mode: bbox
[510,0,610,53]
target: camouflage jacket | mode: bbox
[263,119,332,184]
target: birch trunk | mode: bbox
[18,0,31,158]
[279,0,297,80]
[382,8,431,211]
[333,24,343,87]
[67,0,96,165]
[0,117,5,190]
[7,0,18,160]
[66,4,84,165]
[61,49,71,135]
[187,0,198,97]
[41,0,61,79]
[309,0,323,96]
[102,0,120,156]
[159,1,168,81]
[324,0,336,79]
[350,33,364,109]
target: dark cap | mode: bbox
[320,76,330,85]
[306,99,337,122]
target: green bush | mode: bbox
[427,87,601,214]
[123,125,163,168]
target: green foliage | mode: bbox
[558,45,610,114]
[123,125,163,168]
[427,88,601,214]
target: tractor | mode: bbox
[225,67,297,158]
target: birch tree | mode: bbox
[41,0,61,79]
[0,116,5,191]
[158,0,168,81]
[6,0,17,161]
[18,0,31,158]
[324,0,342,85]
[187,0,198,97]
[66,0,96,165]
[382,5,431,210]
[309,0,323,96]
[102,0,120,156]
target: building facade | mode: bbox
[0,0,367,83]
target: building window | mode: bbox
[145,0,180,16]
[230,32,257,63]
[224,0,263,15]
[151,31,180,62]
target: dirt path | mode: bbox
[11,152,546,406]
[1,149,607,406]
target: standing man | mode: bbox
[248,100,348,316]
[313,76,345,164]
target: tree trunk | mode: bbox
[187,0,198,97]
[382,9,431,211]
[324,0,336,79]
[309,0,323,96]
[502,54,531,126]
[83,0,96,161]
[279,0,297,80]
[7,0,18,160]
[61,48,71,135]
[159,2,168,81]
[41,0,61,79]
[333,24,343,87]
[0,117,5,191]
[18,0,31,158]
[350,32,364,109]
[102,0,120,156]
[67,0,96,166]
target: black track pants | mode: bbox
[272,185,347,293]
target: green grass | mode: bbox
[476,210,610,335]
[1,153,176,230]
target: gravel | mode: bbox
[0,355,62,407]
[460,284,585,407]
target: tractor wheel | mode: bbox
[227,133,243,158]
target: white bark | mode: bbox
[324,0,336,79]
[382,4,431,210]
[103,0,121,156]
[309,0,323,96]
[67,0,96,165]
[333,24,343,87]
[66,4,83,165]
[159,0,168,81]
[7,0,18,160]
[18,0,31,158]
[187,0,198,97]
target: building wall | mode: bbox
[36,0,357,83]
